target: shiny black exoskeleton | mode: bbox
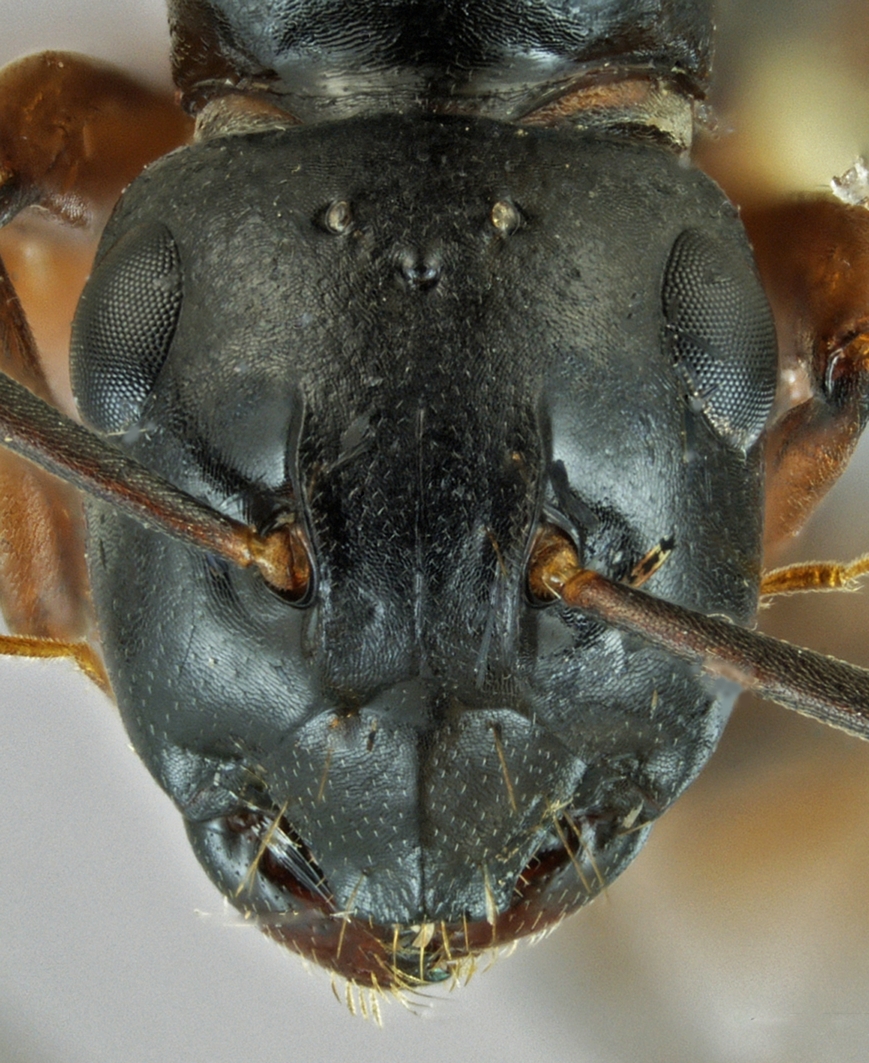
[68,0,778,984]
[168,0,714,119]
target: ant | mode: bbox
[1,0,867,1020]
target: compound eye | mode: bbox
[71,222,182,433]
[662,228,777,451]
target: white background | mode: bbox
[2,2,869,1061]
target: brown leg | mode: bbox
[0,49,192,409]
[0,52,188,671]
[0,634,110,693]
[0,251,92,644]
[0,51,191,229]
[761,553,869,596]
[0,213,96,417]
[736,198,869,553]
